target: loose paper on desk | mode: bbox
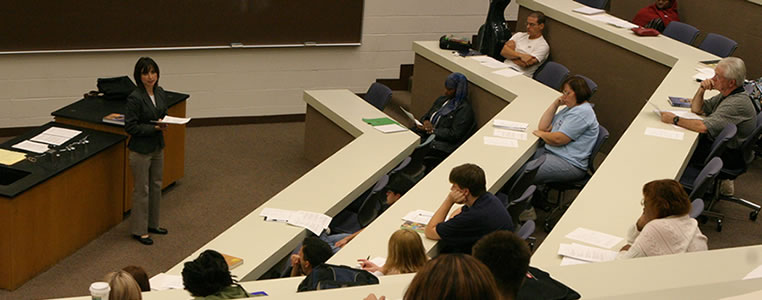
[560,256,590,266]
[666,110,703,120]
[693,67,715,82]
[719,289,762,300]
[493,119,529,131]
[259,207,294,223]
[30,127,81,146]
[373,124,407,133]
[0,149,26,165]
[12,140,49,154]
[469,55,509,69]
[743,264,762,280]
[573,6,605,15]
[402,209,434,224]
[558,243,617,263]
[565,227,623,249]
[399,106,423,127]
[484,136,519,148]
[153,116,191,125]
[493,128,527,140]
[645,127,684,141]
[287,211,332,236]
[149,273,184,291]
[493,68,522,78]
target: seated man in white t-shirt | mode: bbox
[500,11,550,77]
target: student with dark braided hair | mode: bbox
[182,250,249,299]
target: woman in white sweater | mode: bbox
[618,179,708,259]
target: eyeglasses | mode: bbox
[527,22,539,27]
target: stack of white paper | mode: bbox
[287,211,333,236]
[154,115,191,125]
[259,208,332,235]
[402,209,434,224]
[493,119,529,131]
[645,127,685,140]
[572,6,605,15]
[493,128,528,140]
[149,273,184,291]
[30,127,82,146]
[469,56,509,69]
[606,19,638,29]
[558,243,618,263]
[693,67,715,81]
[565,227,623,249]
[493,68,522,78]
[484,136,519,148]
[373,124,407,133]
[12,140,49,154]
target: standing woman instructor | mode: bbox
[125,57,169,245]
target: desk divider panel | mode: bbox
[518,6,670,153]
[304,105,355,165]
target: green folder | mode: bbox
[362,117,401,126]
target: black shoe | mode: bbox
[133,235,153,245]
[148,227,168,235]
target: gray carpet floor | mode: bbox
[1,122,761,299]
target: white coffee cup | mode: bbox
[89,282,110,300]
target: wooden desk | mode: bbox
[163,90,419,281]
[329,41,558,266]
[0,123,126,290]
[52,92,188,213]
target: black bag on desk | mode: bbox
[97,76,136,100]
[297,264,379,292]
[517,267,581,300]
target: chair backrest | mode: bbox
[689,199,705,219]
[574,0,608,9]
[364,82,393,111]
[663,21,700,45]
[698,33,738,58]
[506,155,546,201]
[739,111,762,165]
[389,156,412,175]
[588,125,609,174]
[508,185,536,210]
[417,134,436,149]
[689,157,723,200]
[577,75,598,97]
[516,220,536,240]
[534,61,570,91]
[357,175,390,227]
[703,123,737,165]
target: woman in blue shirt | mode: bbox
[531,75,599,184]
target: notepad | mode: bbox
[0,149,26,165]
[149,273,184,291]
[565,227,623,249]
[645,127,684,140]
[402,209,434,224]
[372,124,407,133]
[30,127,81,146]
[484,136,519,148]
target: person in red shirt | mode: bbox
[632,0,680,32]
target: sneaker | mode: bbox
[519,207,537,222]
[720,179,735,196]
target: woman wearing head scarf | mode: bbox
[632,0,680,32]
[415,72,475,167]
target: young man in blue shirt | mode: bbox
[424,163,513,254]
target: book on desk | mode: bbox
[102,113,125,126]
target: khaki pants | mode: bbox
[129,149,164,236]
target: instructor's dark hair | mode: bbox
[133,57,160,90]
[182,249,235,297]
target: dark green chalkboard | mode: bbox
[0,0,363,51]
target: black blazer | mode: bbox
[125,86,168,154]
[421,95,475,154]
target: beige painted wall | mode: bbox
[0,0,493,128]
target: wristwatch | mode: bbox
[673,116,680,125]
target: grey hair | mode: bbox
[718,57,746,87]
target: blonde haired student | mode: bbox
[104,270,143,300]
[358,229,428,276]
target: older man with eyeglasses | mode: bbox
[500,11,550,77]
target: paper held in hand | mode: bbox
[153,116,191,125]
[399,106,423,127]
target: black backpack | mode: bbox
[97,76,137,100]
[517,267,581,300]
[297,264,379,292]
